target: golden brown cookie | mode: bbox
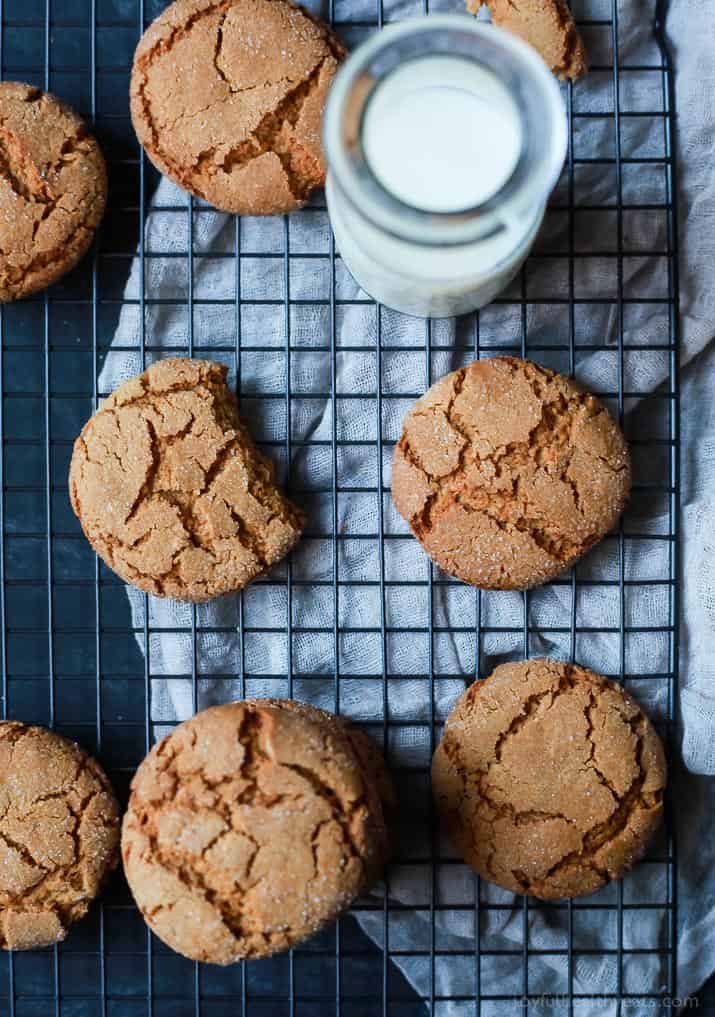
[432,660,667,900]
[0,82,107,302]
[69,358,304,603]
[392,357,630,590]
[130,0,346,215]
[121,699,394,963]
[468,0,587,80]
[0,721,120,950]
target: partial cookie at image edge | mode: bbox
[130,0,347,215]
[0,82,107,302]
[0,721,120,950]
[467,0,588,80]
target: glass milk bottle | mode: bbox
[323,15,568,318]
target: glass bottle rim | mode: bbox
[322,15,568,248]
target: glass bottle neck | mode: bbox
[323,15,568,248]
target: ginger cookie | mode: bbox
[432,660,667,900]
[0,82,107,302]
[69,358,304,603]
[392,357,630,590]
[130,0,346,215]
[468,0,587,80]
[0,722,120,950]
[122,699,394,963]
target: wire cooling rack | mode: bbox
[0,0,679,1013]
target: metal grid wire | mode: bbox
[0,0,679,1013]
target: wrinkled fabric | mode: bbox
[99,0,715,1010]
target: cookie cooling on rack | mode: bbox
[391,356,631,590]
[467,0,587,80]
[122,700,395,963]
[69,358,304,602]
[0,82,107,302]
[432,659,667,900]
[0,722,120,949]
[130,0,346,215]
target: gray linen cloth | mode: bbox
[99,0,715,1010]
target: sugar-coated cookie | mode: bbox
[130,0,346,215]
[0,722,120,949]
[0,82,107,302]
[432,659,667,900]
[69,358,304,603]
[392,356,630,590]
[122,700,394,963]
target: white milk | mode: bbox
[362,57,522,214]
[322,16,568,318]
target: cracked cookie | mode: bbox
[392,357,630,590]
[69,358,304,603]
[0,82,107,302]
[467,0,587,80]
[0,721,120,950]
[130,0,346,215]
[122,699,394,963]
[432,659,667,900]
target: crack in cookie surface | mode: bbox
[431,660,666,900]
[130,0,346,214]
[121,700,393,963]
[0,721,120,950]
[69,358,304,602]
[392,357,631,590]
